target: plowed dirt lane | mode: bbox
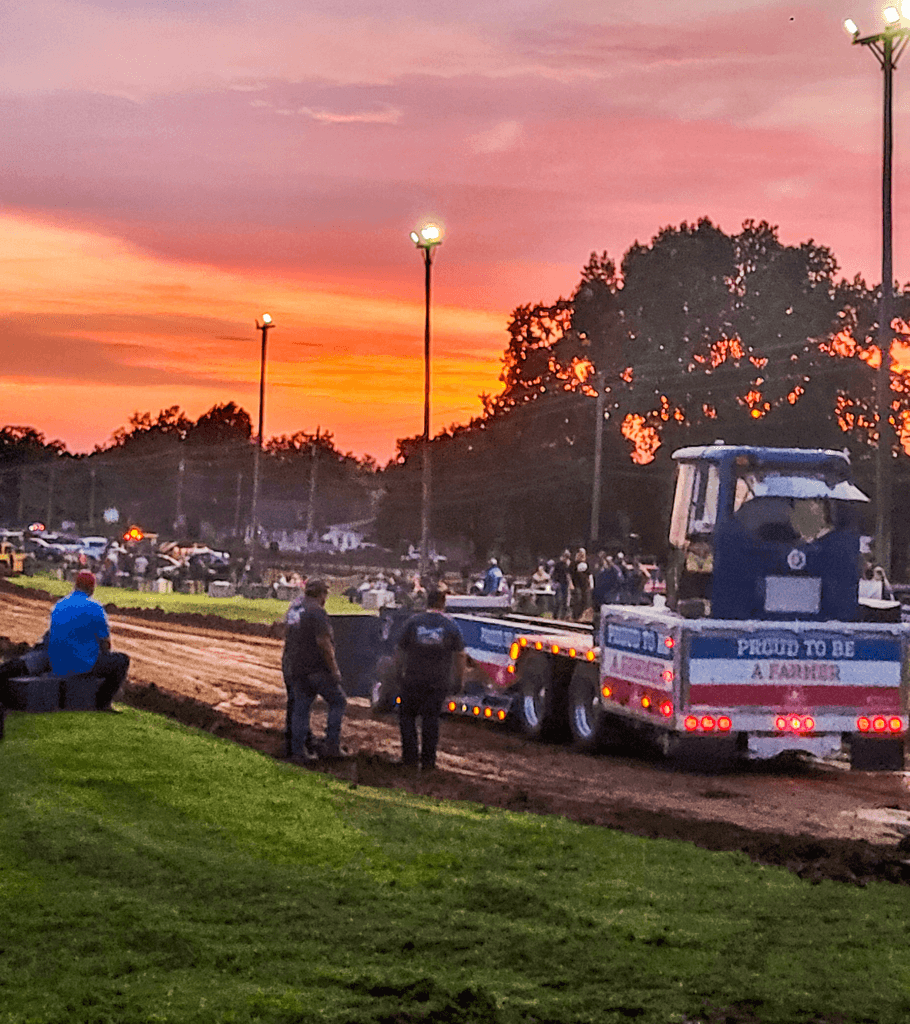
[4,583,910,884]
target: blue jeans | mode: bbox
[283,669,347,757]
[398,682,447,768]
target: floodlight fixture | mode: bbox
[410,223,443,250]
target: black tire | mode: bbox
[512,651,558,739]
[849,734,905,771]
[369,655,399,716]
[568,662,621,753]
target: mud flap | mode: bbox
[849,734,906,771]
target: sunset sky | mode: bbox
[2,0,909,464]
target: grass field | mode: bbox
[8,573,369,624]
[2,707,910,1024]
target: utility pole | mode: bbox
[409,224,443,579]
[233,471,243,538]
[45,462,55,530]
[88,467,97,530]
[17,466,26,524]
[589,371,605,554]
[845,12,910,574]
[250,314,274,573]
[174,457,186,533]
[306,440,318,543]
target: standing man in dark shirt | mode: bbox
[282,578,347,761]
[551,550,573,621]
[395,589,466,771]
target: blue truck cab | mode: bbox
[667,444,874,622]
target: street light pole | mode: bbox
[250,313,274,575]
[409,224,443,580]
[845,10,910,574]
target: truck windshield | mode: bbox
[733,470,836,543]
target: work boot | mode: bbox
[318,741,348,760]
[288,749,318,765]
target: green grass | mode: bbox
[8,573,369,623]
[2,709,910,1024]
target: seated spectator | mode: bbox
[47,571,129,712]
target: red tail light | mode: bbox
[700,715,716,731]
[684,716,698,731]
[775,715,817,734]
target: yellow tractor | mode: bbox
[0,542,26,576]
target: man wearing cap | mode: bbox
[282,578,347,761]
[47,571,130,711]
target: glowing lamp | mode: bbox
[885,6,900,24]
[262,313,272,324]
[844,17,859,35]
[410,223,443,249]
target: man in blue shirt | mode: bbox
[48,570,129,711]
[481,558,504,595]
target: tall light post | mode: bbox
[409,223,443,579]
[250,313,274,575]
[845,7,910,574]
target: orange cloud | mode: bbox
[0,214,505,463]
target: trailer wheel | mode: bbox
[568,663,620,753]
[512,651,557,739]
[369,655,400,716]
[849,734,905,771]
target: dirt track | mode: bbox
[5,580,910,887]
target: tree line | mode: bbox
[0,403,378,549]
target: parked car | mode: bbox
[24,536,64,561]
[154,554,183,579]
[79,536,109,561]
